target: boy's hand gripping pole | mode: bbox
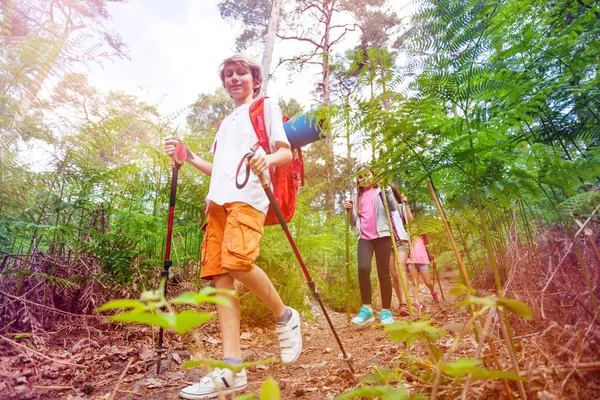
[240,149,354,373]
[156,141,187,375]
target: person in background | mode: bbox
[407,235,440,310]
[388,186,413,316]
[344,164,397,325]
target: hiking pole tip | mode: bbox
[343,352,355,373]
[156,345,164,374]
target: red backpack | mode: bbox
[217,96,304,226]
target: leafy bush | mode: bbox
[97,283,283,399]
[340,285,531,398]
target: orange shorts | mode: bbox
[200,202,265,280]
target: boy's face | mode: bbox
[223,62,258,104]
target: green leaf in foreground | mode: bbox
[441,358,525,381]
[95,299,147,312]
[234,394,256,400]
[497,298,532,320]
[360,366,400,385]
[170,291,231,306]
[339,385,421,399]
[385,319,447,347]
[173,310,213,334]
[260,376,280,400]
[108,311,174,329]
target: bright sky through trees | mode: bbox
[78,0,411,124]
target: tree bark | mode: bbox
[259,0,282,97]
[321,0,335,213]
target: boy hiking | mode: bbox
[164,55,302,399]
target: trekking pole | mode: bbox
[241,150,354,373]
[432,257,445,300]
[345,208,351,325]
[426,246,445,301]
[402,199,422,314]
[380,187,413,313]
[156,141,187,375]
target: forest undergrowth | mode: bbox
[1,0,599,399]
[1,223,599,400]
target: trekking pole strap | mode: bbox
[235,145,261,190]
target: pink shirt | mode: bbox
[359,189,378,240]
[407,238,430,265]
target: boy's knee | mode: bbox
[212,273,236,289]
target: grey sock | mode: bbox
[222,357,242,365]
[275,307,292,325]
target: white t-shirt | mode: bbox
[207,98,290,214]
[391,207,408,241]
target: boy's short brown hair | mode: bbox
[218,54,262,98]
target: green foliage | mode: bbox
[450,283,532,320]
[385,319,447,348]
[434,251,457,271]
[240,184,361,325]
[218,0,271,52]
[259,376,280,400]
[372,0,600,287]
[81,231,138,283]
[97,285,234,334]
[440,358,523,381]
[342,286,532,398]
[0,269,78,290]
[98,283,282,397]
[339,385,419,400]
[3,2,598,397]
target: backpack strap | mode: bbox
[249,96,270,154]
[297,147,305,186]
[398,202,406,226]
[215,97,281,155]
[380,190,400,243]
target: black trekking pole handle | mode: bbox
[241,149,355,373]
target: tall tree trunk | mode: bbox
[321,2,335,213]
[345,99,351,163]
[259,0,282,97]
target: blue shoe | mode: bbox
[351,306,374,326]
[380,309,394,324]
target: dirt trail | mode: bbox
[0,270,486,399]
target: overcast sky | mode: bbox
[21,0,411,170]
[82,0,319,123]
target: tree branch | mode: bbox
[329,24,359,47]
[296,2,324,16]
[276,33,323,49]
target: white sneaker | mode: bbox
[179,368,247,399]
[276,307,302,363]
